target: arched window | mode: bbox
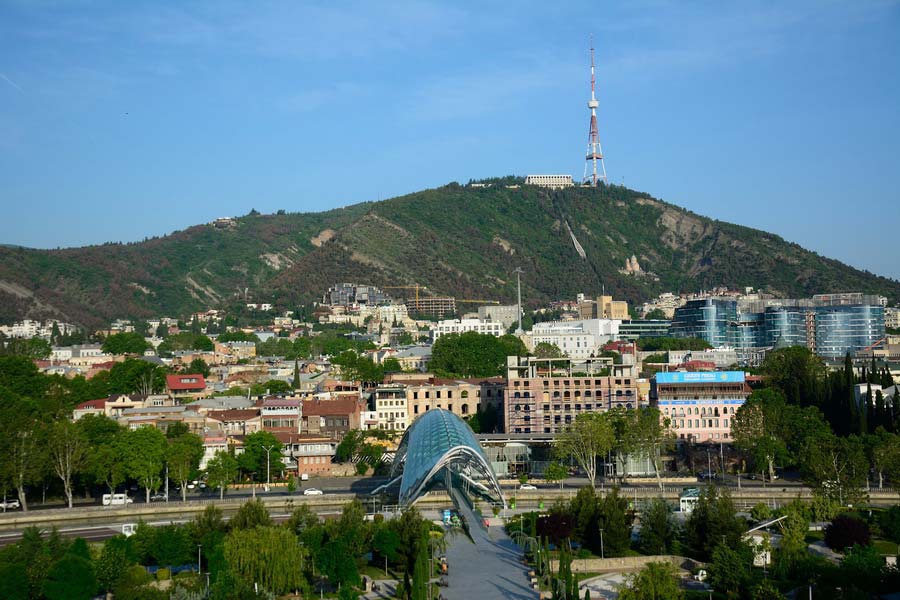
[461,403,469,415]
[461,390,469,399]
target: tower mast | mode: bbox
[584,35,608,186]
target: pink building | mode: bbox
[652,371,749,444]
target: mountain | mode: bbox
[1,182,898,328]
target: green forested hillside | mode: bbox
[1,182,897,327]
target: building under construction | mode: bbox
[405,296,457,318]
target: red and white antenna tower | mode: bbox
[584,35,608,186]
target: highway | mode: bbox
[1,474,896,547]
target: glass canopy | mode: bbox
[391,408,505,508]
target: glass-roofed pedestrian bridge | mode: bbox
[374,409,506,509]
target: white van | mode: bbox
[102,493,134,506]
[122,523,137,537]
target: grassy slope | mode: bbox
[1,184,897,327]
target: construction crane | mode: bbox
[456,299,500,305]
[382,284,428,304]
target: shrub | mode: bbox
[879,505,900,543]
[824,514,871,551]
[156,567,171,581]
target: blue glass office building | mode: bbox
[671,299,884,361]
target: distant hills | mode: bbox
[2,181,898,328]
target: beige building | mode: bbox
[405,377,505,423]
[578,294,629,320]
[504,356,642,434]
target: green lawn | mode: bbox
[872,539,900,556]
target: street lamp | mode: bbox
[600,527,605,559]
[197,544,202,574]
[262,444,277,489]
[706,447,712,480]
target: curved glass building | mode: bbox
[391,409,505,508]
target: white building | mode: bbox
[668,348,739,368]
[528,319,620,359]
[886,307,900,330]
[432,318,504,340]
[524,174,575,189]
[374,385,408,431]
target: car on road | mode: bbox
[303,488,324,496]
[0,499,21,510]
[150,492,168,502]
[519,484,537,490]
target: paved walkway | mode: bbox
[444,490,537,600]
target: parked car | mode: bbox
[519,484,537,490]
[303,488,324,496]
[0,499,21,510]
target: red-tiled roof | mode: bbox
[262,398,300,408]
[207,409,260,422]
[302,397,362,416]
[166,374,207,391]
[75,398,107,410]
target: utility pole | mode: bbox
[262,444,276,489]
[706,447,712,480]
[514,267,524,334]
[600,528,605,559]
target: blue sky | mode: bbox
[1,0,899,279]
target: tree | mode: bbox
[86,432,127,495]
[48,420,88,508]
[824,514,871,551]
[107,359,165,394]
[597,488,633,557]
[752,580,786,599]
[611,406,674,489]
[638,498,677,555]
[684,487,747,560]
[533,342,564,359]
[238,431,283,483]
[123,426,168,503]
[866,428,900,489]
[42,553,97,600]
[732,389,789,482]
[429,331,527,377]
[224,526,307,594]
[555,412,615,488]
[335,429,363,463]
[188,358,211,378]
[800,432,868,506]
[760,346,825,407]
[205,450,238,500]
[617,561,684,600]
[101,332,150,355]
[167,433,204,501]
[878,504,900,543]
[231,499,272,530]
[708,541,755,598]
[544,462,568,490]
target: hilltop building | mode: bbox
[524,174,575,189]
[325,283,387,308]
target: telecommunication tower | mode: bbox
[583,35,608,186]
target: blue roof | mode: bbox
[392,409,504,507]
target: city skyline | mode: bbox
[1,1,899,279]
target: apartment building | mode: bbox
[405,377,505,423]
[651,371,750,444]
[432,318,504,340]
[504,356,641,434]
[374,385,409,432]
[528,318,619,359]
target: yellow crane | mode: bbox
[382,284,428,304]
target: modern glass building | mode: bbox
[669,299,736,347]
[671,298,885,362]
[391,409,505,508]
[814,305,885,359]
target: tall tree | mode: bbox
[167,433,204,502]
[732,389,789,482]
[205,450,239,500]
[638,498,677,555]
[224,526,307,594]
[555,412,615,488]
[800,432,868,506]
[123,426,168,503]
[238,431,283,483]
[48,420,88,508]
[612,406,674,489]
[617,561,684,600]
